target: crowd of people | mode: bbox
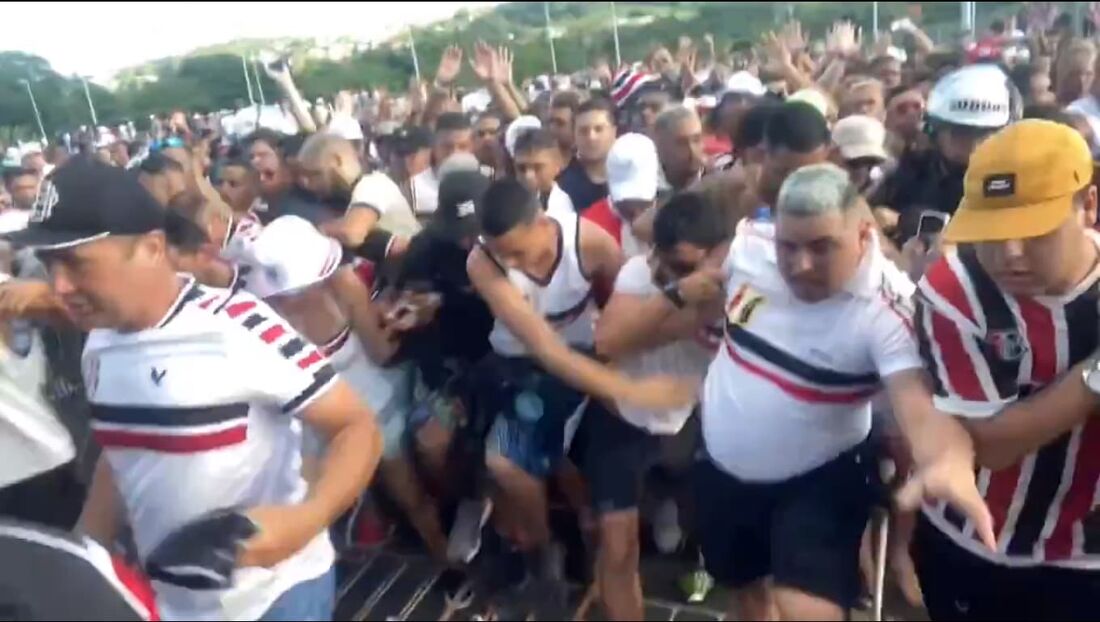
[3,5,1100,621]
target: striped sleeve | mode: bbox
[220,292,338,415]
[915,296,1016,419]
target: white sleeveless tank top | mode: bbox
[487,211,595,357]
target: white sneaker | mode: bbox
[652,498,683,554]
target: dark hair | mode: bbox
[764,102,829,154]
[735,102,781,151]
[477,177,541,237]
[476,110,504,125]
[576,97,616,123]
[550,90,581,113]
[654,192,728,253]
[2,167,36,189]
[1009,63,1044,99]
[138,152,184,176]
[990,19,1006,35]
[244,128,286,155]
[435,112,472,134]
[280,133,307,159]
[869,55,899,71]
[164,208,210,252]
[513,128,561,157]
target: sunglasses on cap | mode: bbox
[150,136,186,152]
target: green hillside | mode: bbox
[0,1,1027,139]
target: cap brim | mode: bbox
[1,228,110,251]
[943,195,1073,243]
[839,145,889,162]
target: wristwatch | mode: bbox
[1081,354,1100,395]
[662,280,686,309]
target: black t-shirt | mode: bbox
[259,186,344,227]
[871,148,966,243]
[395,226,494,390]
[557,158,609,213]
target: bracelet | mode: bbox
[662,281,686,309]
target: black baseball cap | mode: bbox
[391,126,432,156]
[4,157,166,250]
[433,170,490,242]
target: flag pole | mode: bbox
[545,2,559,74]
[81,76,99,127]
[611,2,622,67]
[409,26,422,83]
[252,56,266,106]
[241,55,256,106]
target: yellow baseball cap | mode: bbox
[944,119,1093,243]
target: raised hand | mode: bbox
[494,45,515,85]
[469,40,493,82]
[782,20,807,54]
[827,21,861,59]
[436,44,463,86]
[761,30,794,74]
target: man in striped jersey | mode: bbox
[6,158,383,621]
[914,119,1100,618]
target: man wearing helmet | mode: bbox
[870,65,1020,244]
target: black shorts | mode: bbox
[0,461,84,531]
[580,403,661,515]
[693,440,876,608]
[913,515,1100,621]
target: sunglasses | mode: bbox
[150,136,186,152]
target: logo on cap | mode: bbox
[457,200,476,218]
[983,174,1016,198]
[30,179,59,224]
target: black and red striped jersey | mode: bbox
[916,239,1100,568]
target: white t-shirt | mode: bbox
[1068,96,1100,156]
[350,172,421,239]
[0,330,75,488]
[546,184,575,220]
[702,220,921,482]
[612,256,715,434]
[84,278,336,620]
[410,168,439,217]
[0,209,30,234]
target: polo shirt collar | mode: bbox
[154,275,201,329]
[843,230,885,300]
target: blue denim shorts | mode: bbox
[259,566,335,622]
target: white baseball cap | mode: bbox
[461,89,492,114]
[505,115,542,157]
[787,88,832,121]
[927,64,1014,128]
[326,115,364,142]
[244,216,343,299]
[722,71,766,98]
[607,133,659,203]
[832,115,889,161]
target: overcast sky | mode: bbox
[3,1,498,82]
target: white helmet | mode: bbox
[926,64,1019,128]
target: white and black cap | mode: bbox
[4,157,166,250]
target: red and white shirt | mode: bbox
[84,277,337,620]
[917,234,1100,568]
[702,219,920,482]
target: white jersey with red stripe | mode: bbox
[702,219,921,482]
[220,211,264,265]
[486,210,596,356]
[916,231,1100,569]
[83,277,336,621]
